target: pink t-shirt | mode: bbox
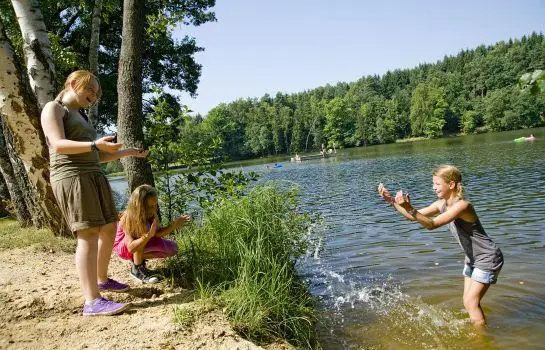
[113,223,134,260]
[113,220,178,261]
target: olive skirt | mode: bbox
[51,172,118,233]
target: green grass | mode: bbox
[173,298,216,329]
[0,218,75,252]
[173,306,196,328]
[166,185,317,348]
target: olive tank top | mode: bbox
[48,102,100,182]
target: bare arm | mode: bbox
[98,148,149,163]
[394,202,440,221]
[156,215,191,237]
[41,101,92,154]
[125,217,159,253]
[378,183,440,221]
[41,101,122,155]
[394,192,470,230]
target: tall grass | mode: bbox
[166,185,317,347]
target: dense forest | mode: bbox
[182,32,545,160]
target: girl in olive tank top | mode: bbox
[41,70,149,316]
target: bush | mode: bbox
[166,185,316,347]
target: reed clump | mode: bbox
[168,185,316,348]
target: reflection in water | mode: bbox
[110,128,545,349]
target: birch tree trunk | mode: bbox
[0,169,10,218]
[1,118,39,226]
[88,0,103,126]
[0,120,31,223]
[11,0,55,108]
[0,18,68,234]
[117,0,155,192]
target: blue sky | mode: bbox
[174,0,545,116]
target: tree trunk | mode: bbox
[0,120,31,223]
[0,18,69,235]
[1,118,40,226]
[11,0,55,108]
[117,0,154,192]
[0,170,10,218]
[88,0,103,126]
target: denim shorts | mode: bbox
[463,263,500,284]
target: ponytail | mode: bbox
[455,182,464,199]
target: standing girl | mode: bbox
[113,185,190,283]
[41,70,149,316]
[378,164,503,326]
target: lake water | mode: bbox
[110,128,545,349]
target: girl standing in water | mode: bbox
[378,165,503,326]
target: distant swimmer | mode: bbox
[514,134,536,142]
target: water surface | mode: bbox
[240,128,545,349]
[110,128,545,349]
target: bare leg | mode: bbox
[463,278,490,326]
[97,222,116,283]
[75,227,101,301]
[463,276,471,301]
[133,249,144,265]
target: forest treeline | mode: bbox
[189,32,544,160]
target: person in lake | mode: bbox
[377,164,503,326]
[113,184,191,283]
[41,70,149,316]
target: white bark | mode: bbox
[0,25,45,171]
[0,120,31,224]
[11,0,55,108]
[0,19,68,234]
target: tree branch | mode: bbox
[57,9,81,38]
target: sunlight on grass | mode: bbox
[0,218,74,252]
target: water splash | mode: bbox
[313,268,479,349]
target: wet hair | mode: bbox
[433,164,464,199]
[55,70,102,102]
[119,185,158,238]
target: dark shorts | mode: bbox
[51,172,118,233]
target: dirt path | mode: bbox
[0,246,271,350]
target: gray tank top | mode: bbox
[440,202,503,271]
[48,102,100,182]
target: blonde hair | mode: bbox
[120,185,158,239]
[55,70,102,102]
[433,164,464,199]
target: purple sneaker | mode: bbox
[98,278,130,292]
[83,297,129,316]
